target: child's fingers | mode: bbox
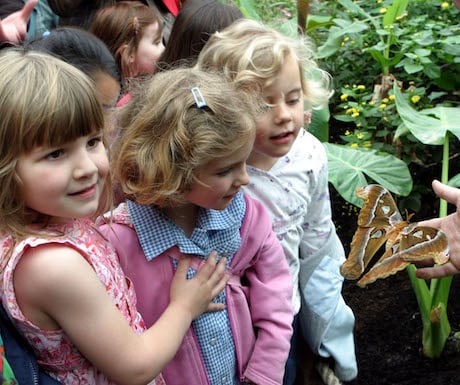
[197,251,226,281]
[176,256,191,277]
[20,0,38,22]
[206,302,226,312]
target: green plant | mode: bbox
[394,81,460,358]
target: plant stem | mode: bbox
[407,134,452,358]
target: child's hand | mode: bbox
[170,251,228,320]
[0,0,37,43]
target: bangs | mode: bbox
[19,68,104,152]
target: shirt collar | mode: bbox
[128,191,245,261]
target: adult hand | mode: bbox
[416,180,460,279]
[0,0,38,43]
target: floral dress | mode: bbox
[0,219,165,385]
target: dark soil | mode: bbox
[342,272,460,385]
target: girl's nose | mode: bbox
[237,166,250,187]
[73,151,98,180]
[274,103,293,124]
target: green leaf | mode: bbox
[308,106,330,143]
[305,15,334,33]
[316,22,368,59]
[324,143,412,207]
[394,83,460,145]
[448,173,460,188]
[273,18,299,38]
[383,0,409,27]
[234,0,261,20]
[403,62,423,74]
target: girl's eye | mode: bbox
[262,102,275,112]
[45,149,64,160]
[287,98,301,105]
[217,168,231,177]
[87,136,102,148]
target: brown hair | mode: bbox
[0,48,111,237]
[157,0,243,71]
[90,1,163,82]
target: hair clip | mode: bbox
[191,87,207,109]
[132,17,140,35]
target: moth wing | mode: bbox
[341,184,404,280]
[341,226,388,280]
[357,248,409,287]
[356,184,403,227]
[398,225,449,265]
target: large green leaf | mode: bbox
[394,83,460,145]
[308,106,330,143]
[324,143,412,207]
[234,0,261,20]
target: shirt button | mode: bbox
[210,337,217,346]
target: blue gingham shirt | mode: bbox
[128,192,246,385]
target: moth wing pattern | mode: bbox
[341,184,450,286]
[341,184,405,280]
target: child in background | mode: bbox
[29,26,122,141]
[90,1,164,102]
[0,48,228,385]
[157,0,243,71]
[197,18,358,384]
[100,67,293,385]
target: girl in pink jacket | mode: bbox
[100,67,293,385]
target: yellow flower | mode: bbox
[441,2,450,8]
[383,116,389,122]
[352,112,360,118]
[345,130,351,136]
[411,95,421,104]
[340,93,349,101]
[363,141,372,148]
[351,143,359,148]
[396,12,408,20]
[379,103,387,109]
[382,98,389,103]
[369,100,376,105]
[356,133,364,139]
[380,7,387,14]
[344,36,350,42]
[389,95,395,101]
[357,85,366,90]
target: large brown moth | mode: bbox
[340,184,449,287]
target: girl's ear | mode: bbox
[119,44,132,62]
[119,43,137,78]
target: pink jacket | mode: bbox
[99,195,293,385]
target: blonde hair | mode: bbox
[0,48,111,237]
[196,18,332,109]
[114,67,257,207]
